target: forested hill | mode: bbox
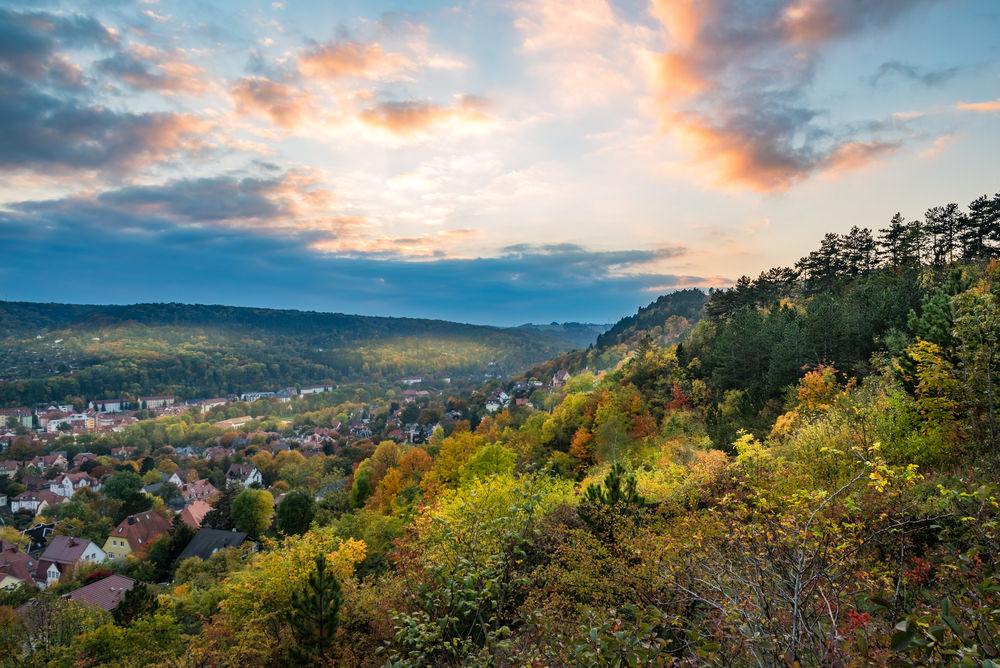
[514,322,612,349]
[0,301,579,406]
[0,301,567,341]
[594,288,708,349]
[517,288,710,381]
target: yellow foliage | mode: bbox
[218,528,366,624]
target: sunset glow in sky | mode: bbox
[1,0,998,325]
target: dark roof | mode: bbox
[67,574,135,611]
[176,528,251,562]
[39,535,95,565]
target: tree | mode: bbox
[112,583,157,626]
[202,483,241,531]
[102,471,143,501]
[582,463,645,508]
[878,213,908,267]
[349,463,374,509]
[276,489,316,536]
[286,554,342,665]
[231,488,274,537]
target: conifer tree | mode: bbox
[286,554,342,665]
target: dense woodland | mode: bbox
[1,191,1000,666]
[0,304,586,407]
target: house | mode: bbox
[179,499,212,529]
[66,574,135,611]
[299,383,333,395]
[49,472,99,498]
[139,395,175,410]
[180,479,218,504]
[35,536,106,588]
[226,463,262,488]
[399,377,423,386]
[88,399,130,413]
[200,398,229,413]
[173,445,204,458]
[0,492,6,507]
[552,369,571,389]
[110,447,135,460]
[21,523,55,550]
[0,540,37,590]
[168,469,198,486]
[28,453,68,472]
[176,528,256,562]
[0,460,22,478]
[72,452,98,468]
[103,512,171,560]
[204,446,232,461]
[0,407,33,429]
[485,390,510,413]
[22,475,48,492]
[11,491,67,515]
[213,416,253,430]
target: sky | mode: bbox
[0,0,997,326]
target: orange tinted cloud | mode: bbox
[515,0,617,51]
[98,43,208,95]
[230,77,313,128]
[311,228,477,257]
[358,95,493,140]
[647,0,921,191]
[298,40,411,80]
[956,98,1000,113]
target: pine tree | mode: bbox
[112,583,157,626]
[202,482,241,530]
[286,554,342,665]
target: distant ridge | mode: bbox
[0,301,585,406]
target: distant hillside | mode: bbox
[518,289,709,381]
[515,322,612,348]
[0,301,579,406]
[594,288,708,349]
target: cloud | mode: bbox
[230,76,315,128]
[647,0,932,191]
[778,0,932,43]
[869,61,959,87]
[0,8,117,81]
[96,44,208,95]
[9,169,352,239]
[298,40,411,80]
[358,95,494,140]
[0,71,210,173]
[956,98,1000,113]
[513,0,653,109]
[0,199,705,324]
[514,0,617,52]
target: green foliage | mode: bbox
[582,463,645,508]
[112,583,158,626]
[350,463,375,509]
[459,443,516,484]
[231,488,274,537]
[0,301,576,406]
[277,488,317,536]
[202,482,241,531]
[102,470,143,501]
[286,554,343,665]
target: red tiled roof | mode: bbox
[179,499,212,529]
[109,512,171,555]
[181,479,218,502]
[0,540,36,584]
[67,574,135,611]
